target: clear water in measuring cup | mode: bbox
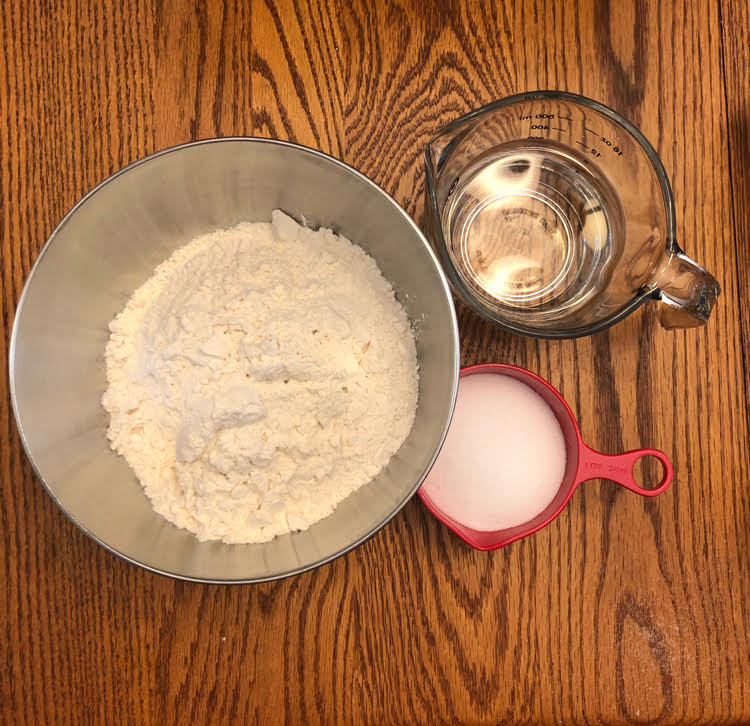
[441,140,624,318]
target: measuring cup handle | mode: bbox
[654,250,721,329]
[578,446,673,496]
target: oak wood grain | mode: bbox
[2,0,748,723]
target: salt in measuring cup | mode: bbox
[418,364,673,550]
[425,91,720,338]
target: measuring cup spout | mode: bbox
[651,247,721,329]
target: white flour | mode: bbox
[102,211,418,543]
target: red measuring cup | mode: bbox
[418,363,673,550]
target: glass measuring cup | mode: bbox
[418,364,673,550]
[425,91,720,338]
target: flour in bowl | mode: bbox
[102,211,418,543]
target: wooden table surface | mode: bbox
[2,1,749,724]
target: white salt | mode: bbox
[423,373,566,531]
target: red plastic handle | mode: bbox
[577,445,673,496]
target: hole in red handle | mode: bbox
[632,453,667,491]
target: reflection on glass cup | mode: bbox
[425,91,720,338]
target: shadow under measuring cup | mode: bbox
[418,364,673,550]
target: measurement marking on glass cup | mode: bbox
[583,126,625,156]
[577,140,603,158]
[519,113,557,120]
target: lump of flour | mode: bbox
[102,211,418,544]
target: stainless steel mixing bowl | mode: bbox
[10,138,459,583]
